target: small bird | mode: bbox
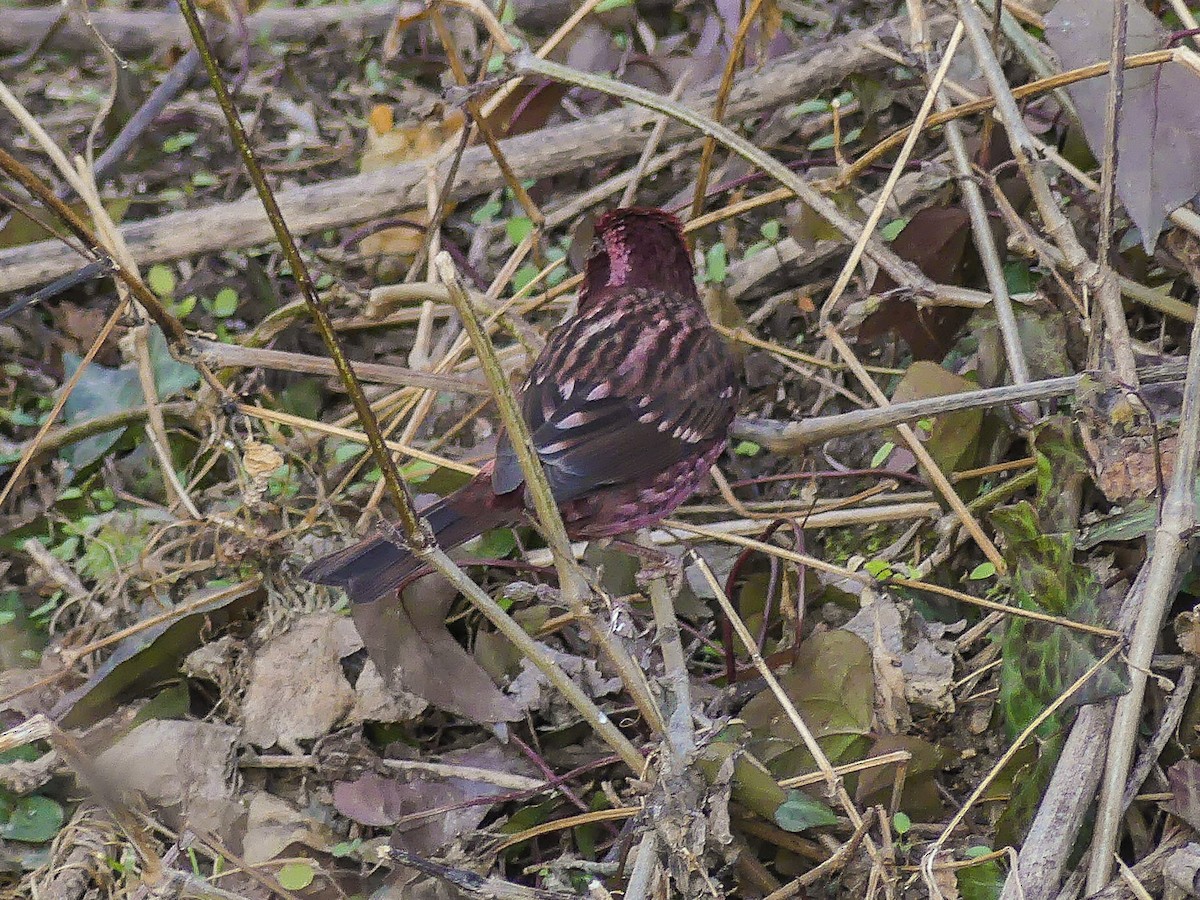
[302,207,741,604]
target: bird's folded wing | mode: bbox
[492,382,730,503]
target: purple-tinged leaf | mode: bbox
[1046,0,1200,251]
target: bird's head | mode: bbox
[579,207,697,311]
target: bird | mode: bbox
[302,207,741,605]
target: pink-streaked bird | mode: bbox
[302,207,741,604]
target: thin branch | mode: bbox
[1086,256,1200,891]
[817,20,964,324]
[690,0,764,218]
[955,0,1138,386]
[823,325,1007,574]
[508,51,933,293]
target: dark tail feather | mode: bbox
[301,475,519,604]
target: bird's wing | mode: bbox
[492,301,737,502]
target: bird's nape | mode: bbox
[581,207,696,309]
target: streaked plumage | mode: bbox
[302,207,741,605]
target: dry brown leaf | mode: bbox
[241,614,357,751]
[358,105,464,262]
[843,594,956,715]
[96,720,242,836]
[351,578,523,724]
[242,791,339,865]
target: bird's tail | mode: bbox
[301,474,519,605]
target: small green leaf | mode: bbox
[506,216,534,245]
[734,440,761,457]
[1,795,64,843]
[147,264,176,298]
[706,243,728,283]
[594,0,634,10]
[401,459,438,483]
[870,441,895,468]
[171,295,197,318]
[162,132,198,154]
[212,288,239,318]
[191,171,217,187]
[331,839,362,858]
[512,263,540,293]
[864,559,892,579]
[892,811,912,835]
[474,528,517,559]
[791,98,830,117]
[276,861,315,890]
[880,218,909,241]
[334,443,366,463]
[760,219,781,242]
[968,562,996,580]
[774,791,837,832]
[472,199,503,225]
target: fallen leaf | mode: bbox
[1166,760,1200,832]
[350,578,522,724]
[334,741,538,856]
[357,105,463,263]
[54,582,259,729]
[241,614,356,751]
[890,361,982,477]
[96,720,243,837]
[842,594,957,716]
[741,630,874,774]
[1046,0,1200,250]
[242,791,338,865]
[859,206,974,360]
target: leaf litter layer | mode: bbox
[2,0,1200,897]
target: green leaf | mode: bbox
[506,216,533,245]
[147,264,176,298]
[512,263,540,293]
[880,218,908,241]
[968,562,996,580]
[734,440,761,457]
[864,559,892,579]
[774,791,837,832]
[957,856,1006,900]
[870,441,895,468]
[594,0,634,10]
[791,98,829,117]
[472,199,503,225]
[162,132,198,154]
[892,811,911,834]
[276,861,315,890]
[473,528,517,559]
[706,243,728,283]
[331,839,362,858]
[170,295,197,318]
[334,443,367,464]
[760,219,781,242]
[1,795,64,843]
[212,288,239,318]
